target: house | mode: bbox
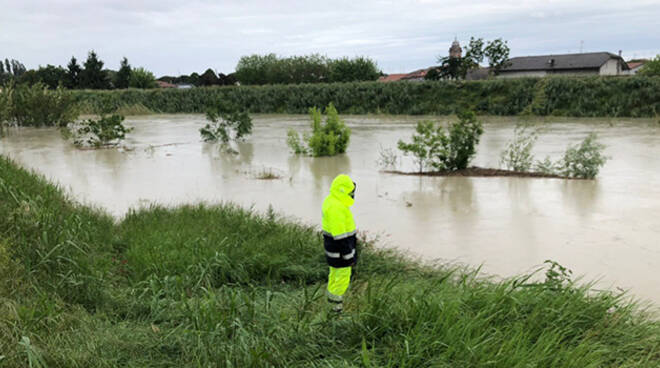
[625,61,647,75]
[498,52,629,78]
[156,80,176,88]
[378,69,430,82]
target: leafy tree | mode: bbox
[69,114,132,148]
[638,55,660,77]
[129,67,157,89]
[235,54,279,85]
[201,102,252,144]
[286,103,351,156]
[397,121,444,172]
[66,56,82,89]
[80,51,110,89]
[559,133,608,179]
[328,57,381,82]
[484,38,511,76]
[33,65,67,89]
[199,68,219,86]
[115,57,131,89]
[431,37,509,80]
[397,111,483,172]
[500,126,538,171]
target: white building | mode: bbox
[498,52,629,78]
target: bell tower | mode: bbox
[449,38,462,58]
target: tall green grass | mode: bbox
[0,155,658,367]
[68,76,660,117]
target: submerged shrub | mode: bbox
[10,82,78,127]
[201,102,252,144]
[397,110,483,172]
[69,114,132,148]
[397,121,443,173]
[376,145,399,170]
[559,133,609,179]
[287,103,351,157]
[500,126,538,171]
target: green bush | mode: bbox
[397,121,443,173]
[128,67,157,89]
[500,126,538,171]
[9,82,78,127]
[0,84,11,136]
[287,103,351,156]
[200,103,252,144]
[70,76,660,118]
[398,111,483,172]
[559,133,609,179]
[69,114,132,147]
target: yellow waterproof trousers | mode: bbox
[327,266,351,302]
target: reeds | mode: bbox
[1,155,658,367]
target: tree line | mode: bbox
[234,54,382,85]
[0,51,158,90]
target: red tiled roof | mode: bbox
[627,62,645,70]
[156,80,176,88]
[378,74,407,82]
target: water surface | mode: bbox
[2,114,658,306]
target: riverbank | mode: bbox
[71,76,660,118]
[1,155,658,367]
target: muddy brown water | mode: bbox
[1,114,659,306]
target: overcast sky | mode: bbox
[1,0,658,76]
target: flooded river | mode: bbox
[1,114,659,306]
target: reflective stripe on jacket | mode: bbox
[322,174,357,268]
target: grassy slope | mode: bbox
[0,155,658,367]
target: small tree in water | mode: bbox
[500,126,538,172]
[200,102,252,145]
[69,114,132,148]
[398,111,483,172]
[286,103,351,157]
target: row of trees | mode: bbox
[158,69,237,87]
[426,37,511,80]
[234,54,381,85]
[0,52,157,90]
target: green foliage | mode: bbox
[434,37,510,79]
[397,121,444,173]
[199,68,219,86]
[559,133,609,179]
[0,83,12,135]
[1,156,659,367]
[69,114,132,148]
[287,103,351,156]
[19,65,68,89]
[115,57,131,89]
[201,103,252,144]
[398,111,483,172]
[79,51,110,89]
[376,146,399,170]
[286,128,308,154]
[69,76,660,117]
[500,126,538,171]
[65,56,82,89]
[8,83,78,127]
[128,67,156,89]
[637,55,660,77]
[484,38,511,76]
[235,54,381,85]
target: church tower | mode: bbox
[449,38,462,58]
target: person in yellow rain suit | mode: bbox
[322,174,357,313]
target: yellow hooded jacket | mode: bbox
[322,175,357,268]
